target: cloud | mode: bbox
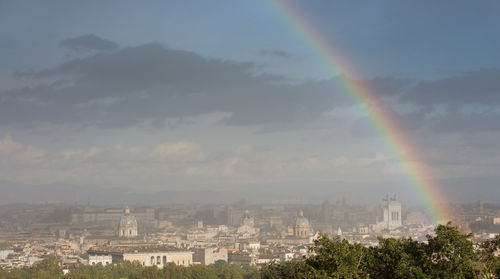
[378,68,500,134]
[0,133,44,167]
[4,37,500,138]
[0,134,207,185]
[60,34,119,52]
[403,68,500,106]
[362,77,413,97]
[428,110,500,133]
[345,68,500,136]
[259,49,292,59]
[1,42,358,129]
[0,134,407,187]
[2,132,499,203]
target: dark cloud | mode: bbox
[429,110,500,133]
[403,68,500,106]
[1,43,354,128]
[344,68,500,136]
[60,34,119,52]
[362,77,413,97]
[259,49,292,59]
[5,39,500,136]
[382,68,500,134]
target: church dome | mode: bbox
[294,209,311,237]
[118,207,138,237]
[295,216,310,227]
[295,209,310,227]
[119,214,138,228]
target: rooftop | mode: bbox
[89,245,189,254]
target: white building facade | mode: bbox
[373,195,402,232]
[89,255,112,266]
[123,251,193,267]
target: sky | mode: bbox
[1,0,500,205]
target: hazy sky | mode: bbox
[1,0,500,204]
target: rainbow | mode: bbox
[267,0,452,224]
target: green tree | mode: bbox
[426,222,479,278]
[0,258,63,279]
[240,265,260,279]
[261,260,328,279]
[365,237,430,279]
[306,234,367,278]
[478,235,500,278]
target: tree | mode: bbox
[425,222,479,278]
[306,234,367,278]
[0,258,63,279]
[261,260,328,279]
[478,235,500,278]
[365,238,430,279]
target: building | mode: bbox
[280,252,294,262]
[358,224,369,234]
[477,200,484,215]
[294,209,312,237]
[237,210,257,236]
[228,252,255,265]
[71,206,155,225]
[118,207,138,238]
[373,195,402,232]
[89,254,112,266]
[248,241,260,250]
[193,247,228,265]
[0,250,13,261]
[88,246,192,267]
[124,251,192,267]
[405,211,430,226]
[241,210,254,227]
[320,200,331,222]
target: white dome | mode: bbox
[119,215,137,228]
[295,209,309,227]
[294,209,311,237]
[118,207,138,237]
[295,216,310,227]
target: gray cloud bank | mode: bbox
[4,35,499,136]
[405,69,500,106]
[3,41,352,129]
